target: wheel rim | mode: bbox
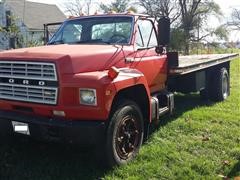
[115,115,141,160]
[222,74,228,99]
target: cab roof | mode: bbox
[67,12,153,20]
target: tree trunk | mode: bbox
[183,30,190,55]
[184,42,190,55]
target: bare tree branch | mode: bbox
[63,0,94,16]
[138,0,180,24]
[100,0,134,13]
[228,8,240,30]
[178,0,223,54]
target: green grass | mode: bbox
[0,58,240,180]
[191,47,240,55]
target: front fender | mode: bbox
[61,68,151,121]
[104,68,151,119]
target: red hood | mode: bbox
[0,44,133,74]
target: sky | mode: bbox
[27,0,240,42]
[27,0,240,15]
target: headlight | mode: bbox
[79,88,97,106]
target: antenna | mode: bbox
[23,0,26,24]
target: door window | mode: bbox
[135,20,157,48]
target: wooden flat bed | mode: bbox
[169,53,239,75]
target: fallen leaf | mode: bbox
[211,119,218,123]
[223,160,230,166]
[202,135,210,141]
[218,174,229,179]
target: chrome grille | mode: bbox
[0,61,58,105]
[0,61,57,80]
[0,83,57,105]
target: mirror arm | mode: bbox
[155,45,167,54]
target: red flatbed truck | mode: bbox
[0,13,238,166]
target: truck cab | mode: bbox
[47,14,168,94]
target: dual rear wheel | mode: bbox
[200,67,230,101]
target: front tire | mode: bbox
[106,100,144,167]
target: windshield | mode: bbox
[48,16,133,45]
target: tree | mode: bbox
[229,8,240,30]
[63,0,93,16]
[138,0,180,24]
[100,0,136,13]
[178,0,222,54]
[169,28,185,52]
[138,0,225,54]
[213,25,229,41]
[0,14,23,49]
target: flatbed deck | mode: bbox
[169,53,239,75]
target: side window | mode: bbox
[135,20,157,48]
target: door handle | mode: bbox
[125,57,134,63]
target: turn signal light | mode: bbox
[127,10,135,14]
[108,66,120,80]
[68,16,76,19]
[108,10,117,14]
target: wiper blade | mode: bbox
[48,40,64,45]
[76,39,111,45]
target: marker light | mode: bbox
[108,66,120,80]
[108,10,117,14]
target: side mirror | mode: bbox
[157,16,170,47]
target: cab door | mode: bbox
[130,18,168,93]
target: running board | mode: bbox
[151,92,174,123]
[159,106,169,116]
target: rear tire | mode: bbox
[200,88,209,100]
[210,67,229,101]
[105,100,144,167]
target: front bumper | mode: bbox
[0,110,106,145]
